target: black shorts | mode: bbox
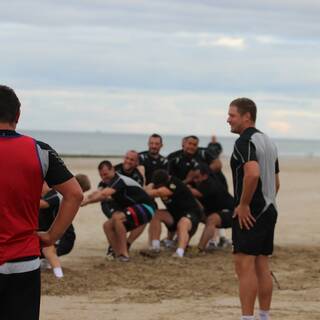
[232,204,278,256]
[206,209,233,229]
[101,200,117,219]
[0,268,40,320]
[123,204,155,232]
[165,209,201,237]
[56,226,76,257]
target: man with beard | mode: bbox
[139,134,168,185]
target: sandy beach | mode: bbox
[40,156,320,320]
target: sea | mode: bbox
[20,130,320,158]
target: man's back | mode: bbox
[0,132,43,264]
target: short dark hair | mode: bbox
[196,163,211,176]
[151,169,169,187]
[75,174,91,192]
[149,133,163,144]
[0,85,21,123]
[98,160,113,171]
[230,97,257,122]
[185,135,199,142]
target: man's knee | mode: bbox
[103,220,113,232]
[206,213,221,227]
[112,212,125,223]
[234,253,256,277]
[255,255,271,278]
[177,217,192,233]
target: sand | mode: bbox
[40,156,320,320]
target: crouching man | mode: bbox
[82,160,155,262]
[143,169,202,258]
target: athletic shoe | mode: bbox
[139,248,160,258]
[162,239,176,249]
[197,247,206,255]
[171,252,183,258]
[117,255,130,262]
[106,245,116,260]
[217,236,232,248]
[206,240,219,251]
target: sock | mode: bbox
[176,247,184,257]
[53,267,64,278]
[259,310,270,320]
[151,240,160,250]
[241,316,255,320]
[219,228,226,237]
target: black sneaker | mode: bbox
[217,237,232,249]
[117,255,130,262]
[139,248,160,258]
[106,245,115,260]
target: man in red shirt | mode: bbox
[0,85,83,320]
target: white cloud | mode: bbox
[14,87,320,140]
[267,121,291,134]
[198,36,245,49]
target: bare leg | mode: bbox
[256,255,273,311]
[42,246,61,269]
[176,217,192,251]
[234,253,257,316]
[112,212,129,257]
[127,224,146,247]
[149,210,174,242]
[198,213,221,251]
[103,220,119,254]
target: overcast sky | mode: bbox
[1,0,319,139]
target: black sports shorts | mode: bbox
[232,204,278,256]
[165,208,202,237]
[56,228,76,257]
[123,203,155,231]
[206,209,233,229]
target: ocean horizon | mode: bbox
[20,129,320,158]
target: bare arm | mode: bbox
[183,170,196,184]
[82,187,116,206]
[240,161,260,206]
[188,186,203,198]
[234,161,259,230]
[146,186,173,198]
[38,177,83,246]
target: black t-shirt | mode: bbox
[161,176,201,219]
[167,150,200,181]
[36,140,74,187]
[168,148,215,181]
[196,176,234,215]
[139,151,168,184]
[38,190,60,231]
[114,163,144,186]
[100,173,155,210]
[207,142,223,159]
[210,171,229,192]
[230,127,279,216]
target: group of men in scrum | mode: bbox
[81,134,234,262]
